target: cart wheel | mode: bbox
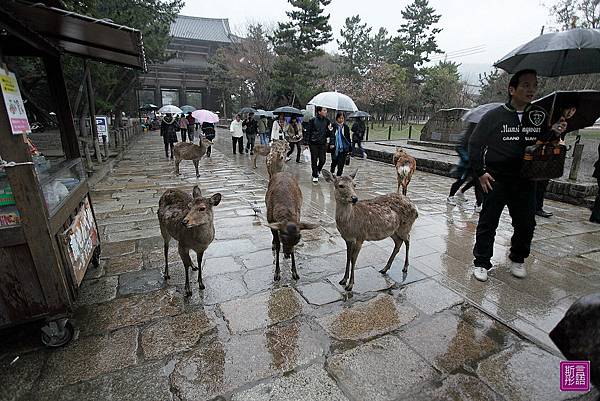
[41,318,74,348]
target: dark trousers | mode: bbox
[180,129,188,142]
[330,152,348,176]
[352,140,364,157]
[591,178,600,222]
[473,178,536,269]
[535,180,549,211]
[206,146,212,157]
[245,133,256,152]
[287,142,302,162]
[309,144,327,178]
[187,127,195,142]
[163,142,174,158]
[450,176,483,206]
[232,137,243,154]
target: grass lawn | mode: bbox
[365,123,425,141]
[579,128,600,139]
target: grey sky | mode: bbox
[181,0,557,68]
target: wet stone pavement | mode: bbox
[2,130,600,401]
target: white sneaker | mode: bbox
[285,157,291,162]
[312,177,318,183]
[509,261,527,278]
[446,196,457,205]
[475,204,482,213]
[455,192,467,203]
[473,266,488,282]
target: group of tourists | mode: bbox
[159,113,215,159]
[228,107,367,182]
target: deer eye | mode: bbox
[338,184,344,189]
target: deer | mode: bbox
[157,185,222,296]
[393,147,416,196]
[322,169,418,291]
[265,171,317,282]
[266,146,287,178]
[173,138,213,177]
[252,139,289,169]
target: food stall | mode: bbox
[0,1,146,346]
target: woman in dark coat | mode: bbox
[202,121,216,157]
[329,112,352,176]
[160,113,178,158]
[591,143,600,223]
[351,117,366,158]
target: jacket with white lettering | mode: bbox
[468,103,554,178]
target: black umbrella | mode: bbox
[272,106,303,116]
[348,111,371,119]
[494,28,600,77]
[533,90,600,133]
[139,103,159,111]
[239,107,257,114]
[461,103,503,124]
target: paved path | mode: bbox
[2,130,599,401]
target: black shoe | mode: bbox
[535,209,553,218]
[233,152,237,154]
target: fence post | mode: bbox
[569,143,584,181]
[388,126,391,140]
[366,126,369,141]
[408,125,412,139]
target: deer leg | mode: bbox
[253,153,258,169]
[403,235,411,272]
[160,227,170,279]
[339,240,354,286]
[346,240,363,291]
[380,235,402,274]
[397,178,401,194]
[178,245,193,296]
[175,159,181,175]
[402,185,407,196]
[271,229,281,281]
[197,251,205,290]
[193,160,199,178]
[291,251,299,280]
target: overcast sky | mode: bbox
[181,0,557,69]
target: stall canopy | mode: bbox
[0,0,146,70]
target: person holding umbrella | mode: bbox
[351,117,366,158]
[186,112,196,142]
[591,143,600,224]
[178,113,188,142]
[202,121,216,157]
[258,114,269,145]
[285,116,303,163]
[304,106,334,183]
[272,114,288,141]
[160,113,178,159]
[242,112,258,155]
[330,112,352,176]
[468,69,567,282]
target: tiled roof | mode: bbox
[170,15,233,43]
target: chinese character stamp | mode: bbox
[560,361,590,392]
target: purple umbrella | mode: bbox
[191,109,219,124]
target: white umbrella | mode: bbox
[158,105,183,114]
[307,91,358,112]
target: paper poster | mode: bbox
[0,67,31,135]
[96,115,109,143]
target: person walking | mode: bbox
[285,116,303,163]
[304,106,334,183]
[186,112,196,142]
[160,113,178,159]
[229,114,244,154]
[591,143,600,223]
[330,112,352,176]
[272,114,288,141]
[202,121,216,157]
[447,122,483,211]
[351,117,366,158]
[242,112,258,154]
[258,115,269,145]
[468,69,566,283]
[178,113,189,142]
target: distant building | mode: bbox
[138,15,233,112]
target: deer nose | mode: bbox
[351,196,358,204]
[182,219,189,226]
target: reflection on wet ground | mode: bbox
[1,131,598,400]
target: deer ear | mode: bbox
[322,170,335,183]
[209,193,222,206]
[192,186,202,198]
[349,169,358,179]
[298,222,318,230]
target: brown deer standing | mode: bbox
[252,139,289,169]
[266,146,287,178]
[322,169,418,291]
[265,171,317,282]
[158,185,222,296]
[173,138,213,177]
[393,147,416,195]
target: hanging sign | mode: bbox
[96,116,109,143]
[0,67,31,135]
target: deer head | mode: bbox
[200,137,214,148]
[182,186,222,228]
[267,221,317,257]
[322,169,359,204]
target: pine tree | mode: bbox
[270,0,333,105]
[391,0,442,74]
[368,27,392,67]
[337,15,371,76]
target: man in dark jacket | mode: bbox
[242,112,258,154]
[304,106,334,182]
[468,69,566,282]
[351,118,366,158]
[591,143,600,223]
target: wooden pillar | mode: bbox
[83,60,102,163]
[43,57,80,159]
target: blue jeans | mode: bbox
[259,132,269,145]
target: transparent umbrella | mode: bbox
[307,91,358,112]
